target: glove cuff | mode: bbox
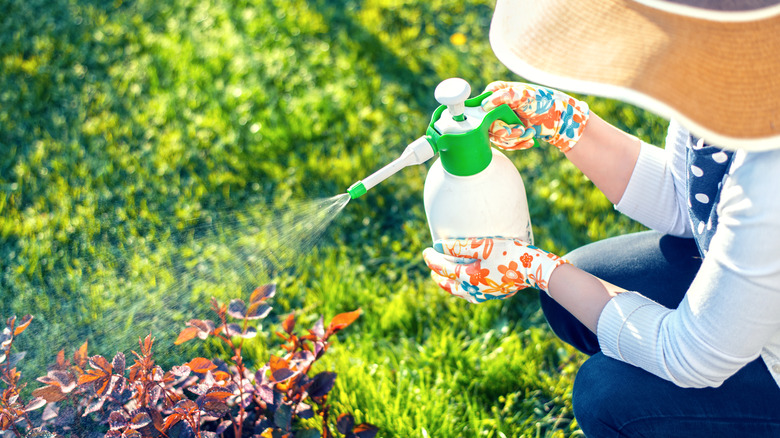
[522,245,569,294]
[550,97,590,153]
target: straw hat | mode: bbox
[489,0,780,151]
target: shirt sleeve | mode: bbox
[615,120,692,237]
[598,148,780,388]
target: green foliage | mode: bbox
[1,0,669,436]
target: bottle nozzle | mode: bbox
[346,136,435,200]
[347,181,367,199]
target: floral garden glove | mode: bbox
[482,81,590,153]
[422,237,569,304]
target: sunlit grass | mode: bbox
[1,0,666,436]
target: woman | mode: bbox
[422,0,780,435]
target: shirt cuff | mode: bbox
[597,291,673,374]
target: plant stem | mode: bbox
[10,422,23,438]
[227,411,239,438]
[218,311,247,438]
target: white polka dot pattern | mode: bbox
[687,137,734,256]
[713,152,729,163]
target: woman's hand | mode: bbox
[483,81,590,153]
[422,237,569,304]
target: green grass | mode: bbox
[0,0,668,436]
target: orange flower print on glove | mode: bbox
[519,252,534,269]
[422,237,569,304]
[482,81,590,153]
[498,261,525,286]
[465,261,490,286]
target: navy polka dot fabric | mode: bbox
[687,137,734,256]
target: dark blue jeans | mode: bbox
[539,231,780,437]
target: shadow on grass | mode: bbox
[305,0,441,113]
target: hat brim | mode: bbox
[489,0,780,151]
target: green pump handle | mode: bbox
[425,91,530,177]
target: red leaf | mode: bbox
[203,389,233,401]
[170,365,192,379]
[240,326,258,339]
[196,390,232,417]
[327,309,362,335]
[200,399,230,418]
[210,297,222,313]
[174,327,198,345]
[108,411,127,430]
[212,370,230,382]
[49,370,76,393]
[257,383,274,404]
[24,396,46,412]
[185,357,217,374]
[164,392,183,409]
[306,371,336,398]
[13,315,33,336]
[55,350,66,368]
[129,411,152,429]
[78,371,103,385]
[246,302,272,320]
[296,403,314,419]
[31,385,66,403]
[268,355,295,382]
[250,284,276,303]
[162,413,183,431]
[112,352,126,376]
[336,413,355,434]
[272,368,296,383]
[227,299,247,319]
[187,319,215,335]
[74,341,89,368]
[79,364,114,396]
[174,399,199,414]
[282,313,296,334]
[84,396,105,415]
[140,334,154,356]
[149,407,165,430]
[310,317,325,339]
[224,323,243,337]
[354,423,379,438]
[268,355,289,373]
[89,355,113,374]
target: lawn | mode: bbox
[0,0,668,436]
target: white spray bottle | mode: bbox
[347,78,534,244]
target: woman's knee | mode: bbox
[572,354,642,437]
[539,291,600,355]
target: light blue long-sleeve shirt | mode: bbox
[599,120,780,389]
